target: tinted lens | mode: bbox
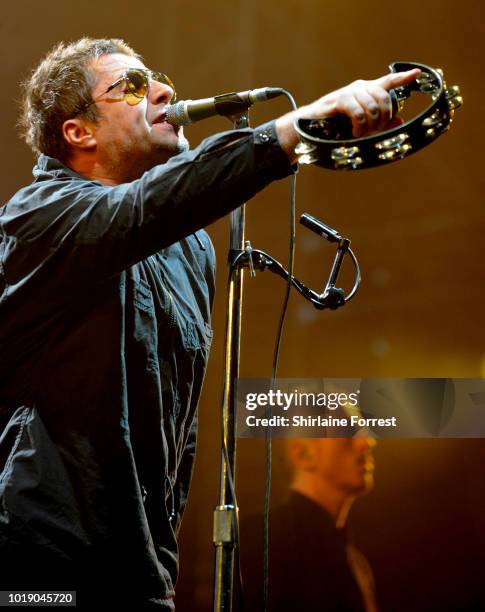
[124,69,149,105]
[121,69,177,105]
[151,71,177,103]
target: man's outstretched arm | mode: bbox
[276,68,420,163]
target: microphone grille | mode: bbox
[165,101,192,127]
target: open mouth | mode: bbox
[153,113,168,124]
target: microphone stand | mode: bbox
[213,111,249,612]
[211,109,361,612]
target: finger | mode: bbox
[345,99,368,138]
[365,84,392,131]
[386,116,404,130]
[333,95,368,137]
[374,68,421,91]
[354,89,382,131]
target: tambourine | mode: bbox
[294,61,462,170]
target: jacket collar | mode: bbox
[33,155,98,183]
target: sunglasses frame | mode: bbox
[76,68,176,115]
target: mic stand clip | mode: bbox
[229,213,361,311]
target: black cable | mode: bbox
[227,92,360,612]
[263,89,298,612]
[345,247,361,302]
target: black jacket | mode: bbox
[0,122,293,608]
[240,492,377,612]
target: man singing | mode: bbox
[0,38,418,609]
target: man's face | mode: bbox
[312,437,376,496]
[85,53,186,177]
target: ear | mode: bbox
[62,117,96,151]
[289,440,315,471]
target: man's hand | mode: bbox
[276,69,421,164]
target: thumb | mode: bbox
[387,116,404,129]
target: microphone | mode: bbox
[299,213,342,244]
[164,87,285,127]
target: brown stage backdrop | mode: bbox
[1,1,483,610]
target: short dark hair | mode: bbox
[18,37,139,162]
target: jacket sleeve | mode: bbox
[0,122,294,287]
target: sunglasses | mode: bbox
[79,68,177,114]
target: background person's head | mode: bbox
[286,436,376,525]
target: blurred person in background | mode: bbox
[241,436,378,611]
